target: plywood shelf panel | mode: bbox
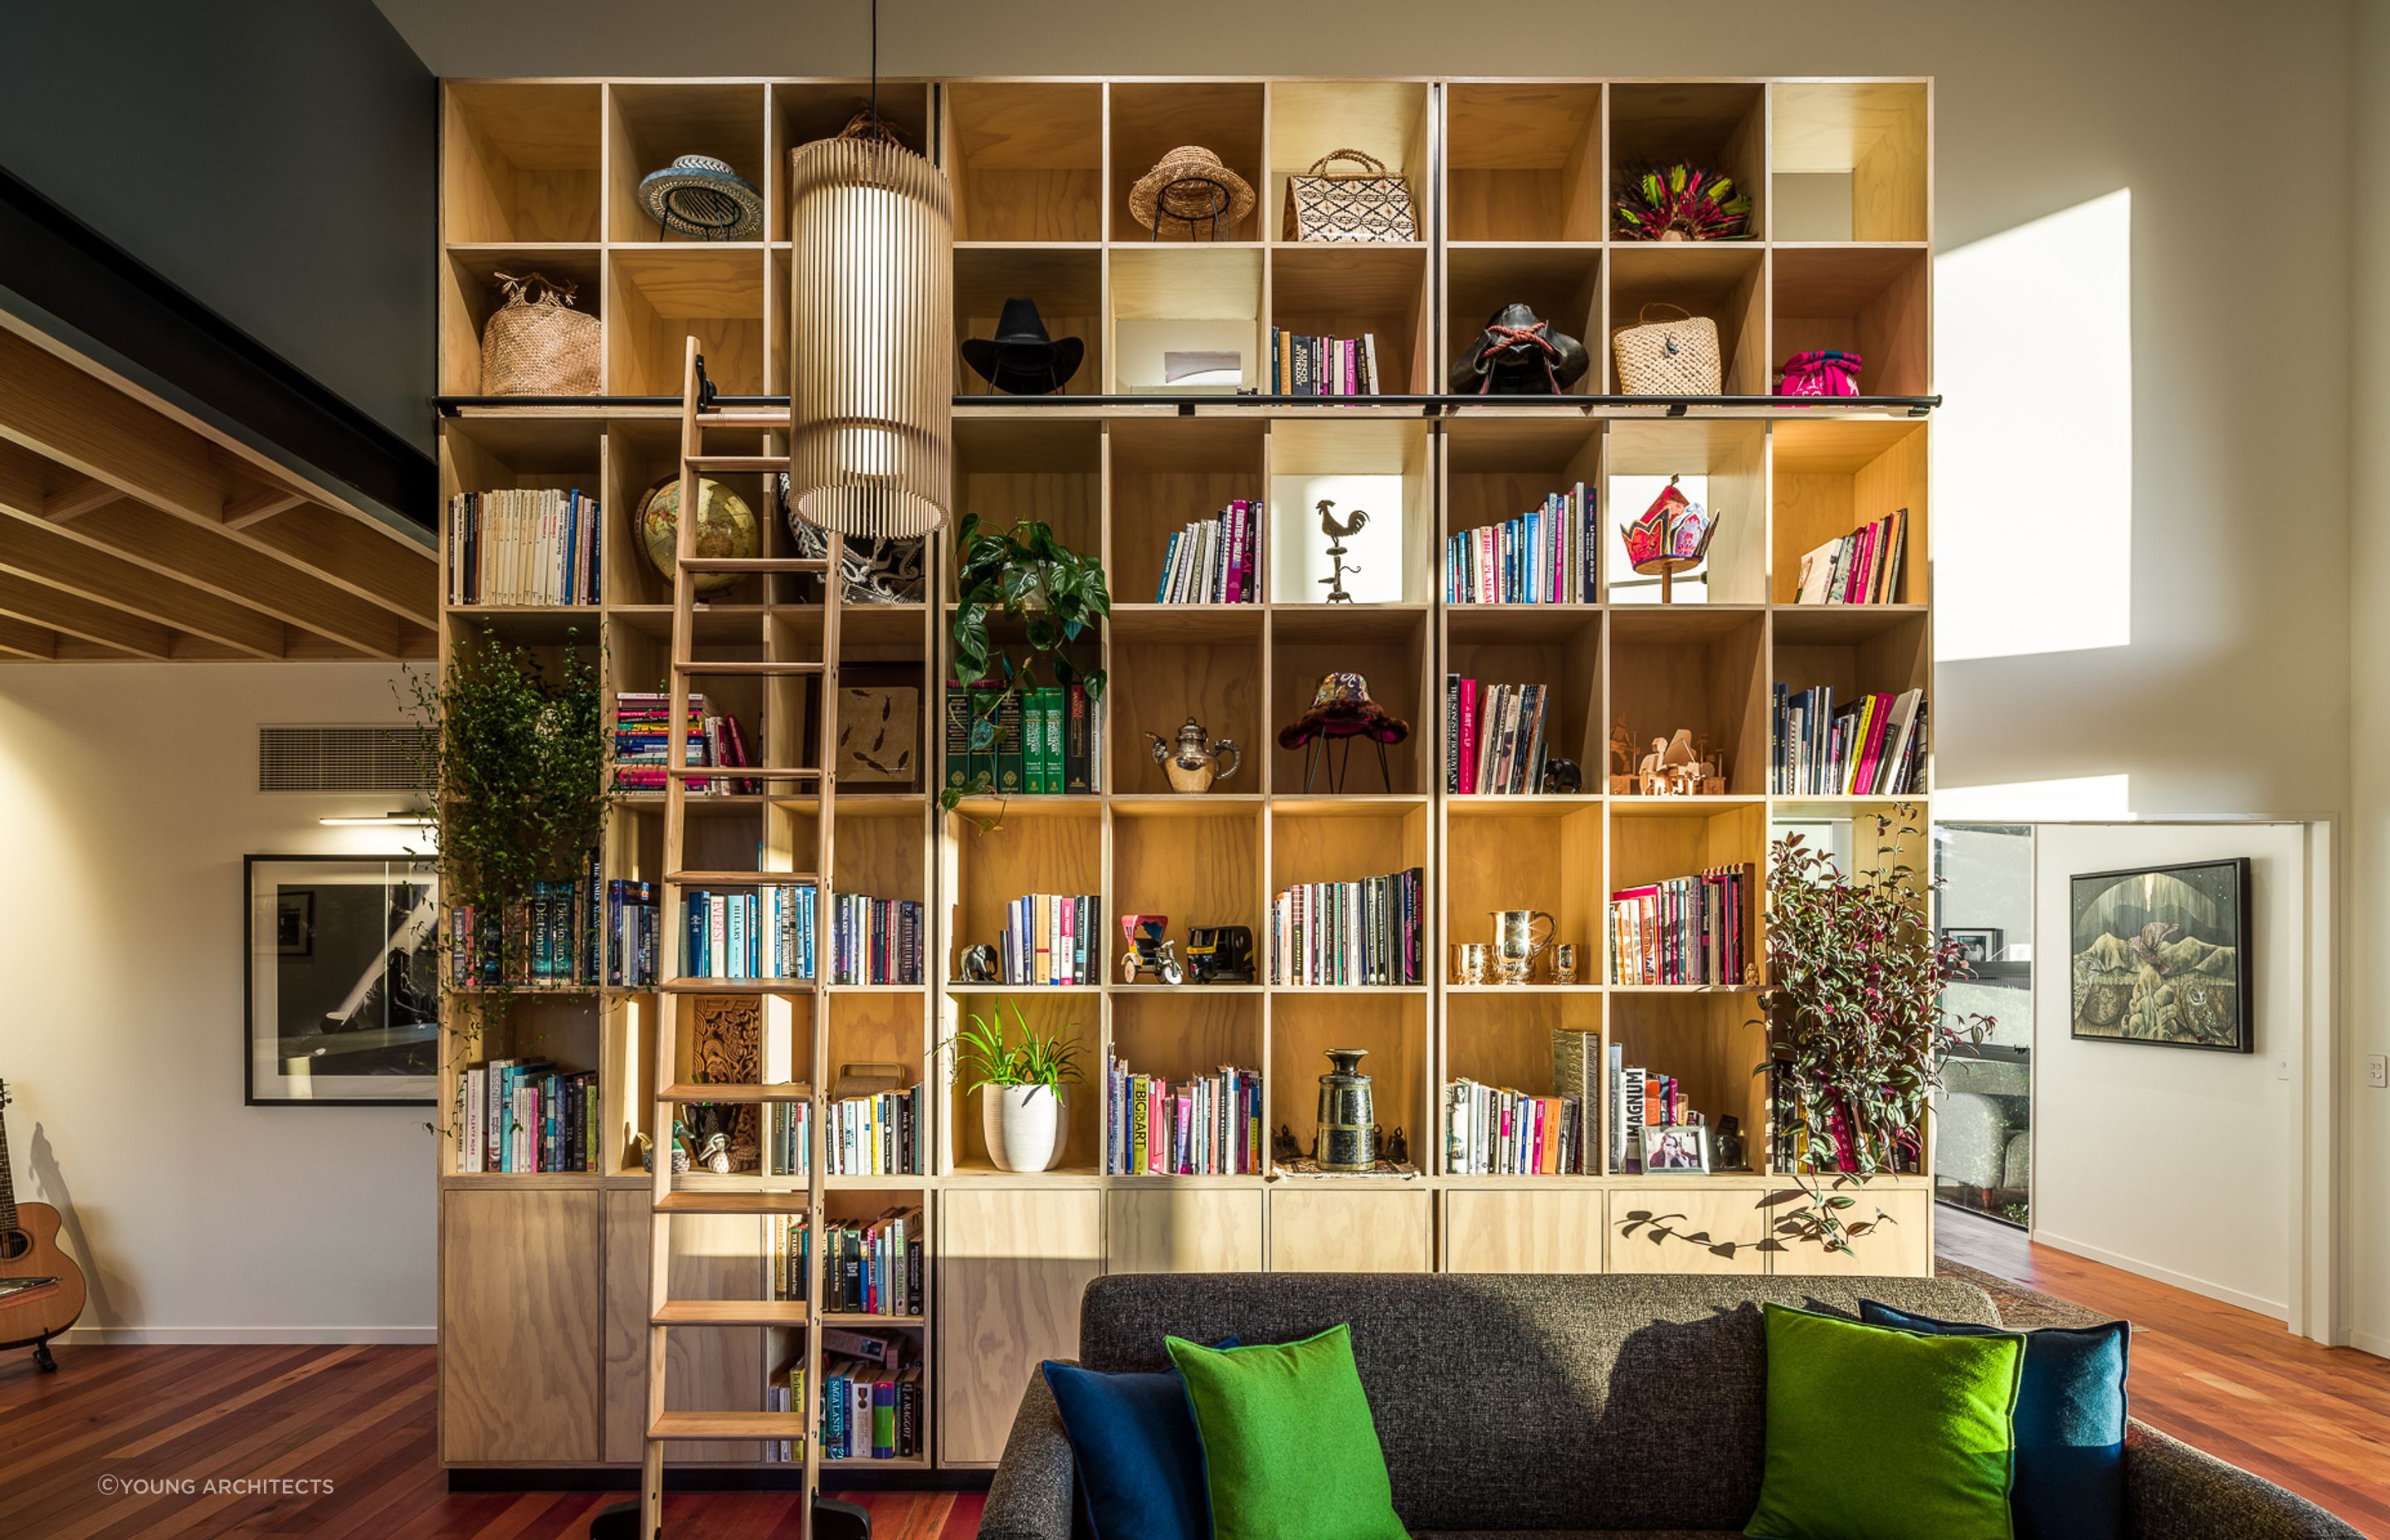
[445,82,604,245]
[1444,245,1604,395]
[1769,80,1930,243]
[943,80,1105,243]
[955,245,1105,397]
[1109,81,1266,243]
[440,246,606,396]
[1445,82,1606,243]
[1607,81,1768,240]
[1771,245,1929,397]
[1605,243,1768,397]
[605,83,768,244]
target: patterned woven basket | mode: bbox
[480,271,601,395]
[1611,303,1721,396]
[1283,150,1417,243]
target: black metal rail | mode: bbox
[436,392,1940,417]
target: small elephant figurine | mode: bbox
[959,943,1000,983]
[1541,758,1583,794]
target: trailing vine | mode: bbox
[943,515,1110,825]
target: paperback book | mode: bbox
[1770,685,1927,796]
[996,894,1100,985]
[1794,509,1908,606]
[1445,678,1552,795]
[1270,329,1383,395]
[1102,1052,1264,1175]
[1607,863,1753,986]
[1268,866,1427,986]
[1446,484,1597,603]
[446,488,602,607]
[1155,500,1261,603]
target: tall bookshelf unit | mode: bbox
[437,75,1936,1486]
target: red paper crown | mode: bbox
[1621,480,1716,573]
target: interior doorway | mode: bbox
[1934,822,2035,1228]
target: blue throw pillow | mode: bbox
[1861,1300,2129,1540]
[1041,1342,1235,1540]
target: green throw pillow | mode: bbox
[1166,1326,1408,1540]
[1745,1304,2026,1540]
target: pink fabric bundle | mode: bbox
[1777,348,1863,398]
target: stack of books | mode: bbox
[1102,1052,1264,1175]
[445,488,602,607]
[763,1356,807,1463]
[613,692,757,795]
[681,884,816,981]
[1446,485,1597,603]
[1794,509,1909,606]
[829,893,924,985]
[996,894,1100,985]
[603,879,661,987]
[1268,866,1427,987]
[943,683,1101,796]
[826,1082,926,1176]
[1154,500,1261,603]
[1444,1078,1583,1175]
[765,1100,814,1177]
[1270,329,1383,395]
[448,853,602,987]
[456,1060,599,1172]
[1607,863,1753,986]
[821,1333,925,1460]
[1446,679,1552,795]
[1770,685,1927,796]
[819,1209,925,1316]
[1612,1055,1690,1172]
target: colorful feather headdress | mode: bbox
[1614,163,1754,242]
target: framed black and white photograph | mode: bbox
[2069,857,2253,1053]
[245,855,440,1104]
[1942,926,2003,966]
[1639,1124,1710,1172]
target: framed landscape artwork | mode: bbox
[245,855,440,1104]
[2068,857,2252,1052]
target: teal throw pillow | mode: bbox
[1166,1326,1409,1540]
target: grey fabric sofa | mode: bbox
[980,1272,2358,1540]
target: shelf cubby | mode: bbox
[1603,417,1768,604]
[954,245,1104,397]
[1604,992,1771,1173]
[1443,800,1603,979]
[1444,81,1605,243]
[951,417,1102,582]
[768,81,935,237]
[605,83,768,243]
[1607,81,1768,241]
[940,80,1105,243]
[1443,245,1604,395]
[1268,798,1431,905]
[1770,245,1929,396]
[1268,244,1431,394]
[1109,800,1264,943]
[1109,245,1266,394]
[1266,80,1432,245]
[1441,417,1606,591]
[1107,633,1263,800]
[1108,416,1267,605]
[606,246,768,397]
[1607,607,1769,798]
[944,987,1105,1177]
[940,800,1105,977]
[1441,992,1604,1172]
[437,416,603,509]
[1605,243,1768,397]
[1271,992,1430,1169]
[1270,606,1433,796]
[1108,80,1266,243]
[825,991,930,1172]
[443,81,604,245]
[1768,80,1930,243]
[1107,991,1266,1143]
[439,245,604,397]
[1266,417,1432,604]
[1445,608,1606,790]
[1607,797,1769,968]
[441,992,607,1178]
[602,419,772,607]
[1768,417,1930,606]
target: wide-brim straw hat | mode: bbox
[637,155,765,240]
[1129,146,1258,234]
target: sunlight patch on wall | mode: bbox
[1934,189,2132,662]
[1936,773,2132,821]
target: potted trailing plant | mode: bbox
[947,998,1084,1172]
[944,515,1110,816]
[1754,808,1989,1254]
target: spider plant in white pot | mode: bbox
[948,999,1084,1172]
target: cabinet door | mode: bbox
[1768,1187,1935,1277]
[940,1187,1104,1465]
[1443,1188,1607,1272]
[1606,1187,1770,1274]
[601,1190,768,1464]
[1267,1187,1432,1273]
[1107,1187,1264,1274]
[441,1187,603,1463]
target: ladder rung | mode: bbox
[659,1081,814,1104]
[677,556,830,574]
[685,455,786,473]
[653,1300,811,1327]
[659,977,812,995]
[664,870,818,886]
[695,412,790,430]
[650,1411,809,1441]
[672,659,823,676]
[664,764,822,780]
[656,1190,812,1216]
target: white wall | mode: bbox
[2032,823,2303,1318]
[0,664,435,1341]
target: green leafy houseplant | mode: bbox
[944,514,1110,816]
[1754,809,1990,1254]
[947,998,1086,1173]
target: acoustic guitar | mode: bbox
[0,1079,84,1371]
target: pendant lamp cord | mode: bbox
[869,0,880,132]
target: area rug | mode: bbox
[1935,1257,2124,1331]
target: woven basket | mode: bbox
[1283,150,1416,243]
[1612,303,1721,396]
[480,271,601,395]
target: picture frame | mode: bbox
[2068,856,2253,1053]
[1941,926,2003,966]
[835,661,926,794]
[1638,1123,1710,1173]
[244,855,440,1105]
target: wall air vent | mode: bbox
[257,724,432,793]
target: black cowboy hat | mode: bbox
[1448,301,1590,395]
[961,297,1085,396]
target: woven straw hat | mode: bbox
[637,154,765,240]
[1129,147,1257,235]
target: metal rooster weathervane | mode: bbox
[1316,499,1368,603]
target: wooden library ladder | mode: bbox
[624,338,841,1540]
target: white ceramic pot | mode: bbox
[983,1084,1068,1172]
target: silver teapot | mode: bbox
[1145,716,1241,794]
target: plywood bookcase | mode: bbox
[436,74,1936,1484]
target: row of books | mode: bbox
[681,885,815,981]
[1446,679,1553,796]
[1444,1078,1585,1176]
[1154,500,1261,604]
[603,880,661,987]
[760,1348,928,1464]
[455,1061,599,1173]
[1612,1056,1691,1172]
[1794,508,1908,606]
[613,691,757,795]
[830,894,926,986]
[766,1089,928,1178]
[995,893,1101,985]
[1268,866,1427,987]
[1269,329,1383,395]
[1772,685,1928,797]
[445,488,602,607]
[1101,1053,1265,1176]
[446,853,602,987]
[943,683,1102,796]
[1608,863,1753,986]
[1446,485,1598,604]
[771,1210,928,1316]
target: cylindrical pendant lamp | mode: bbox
[787,119,953,539]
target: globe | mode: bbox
[638,475,759,595]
